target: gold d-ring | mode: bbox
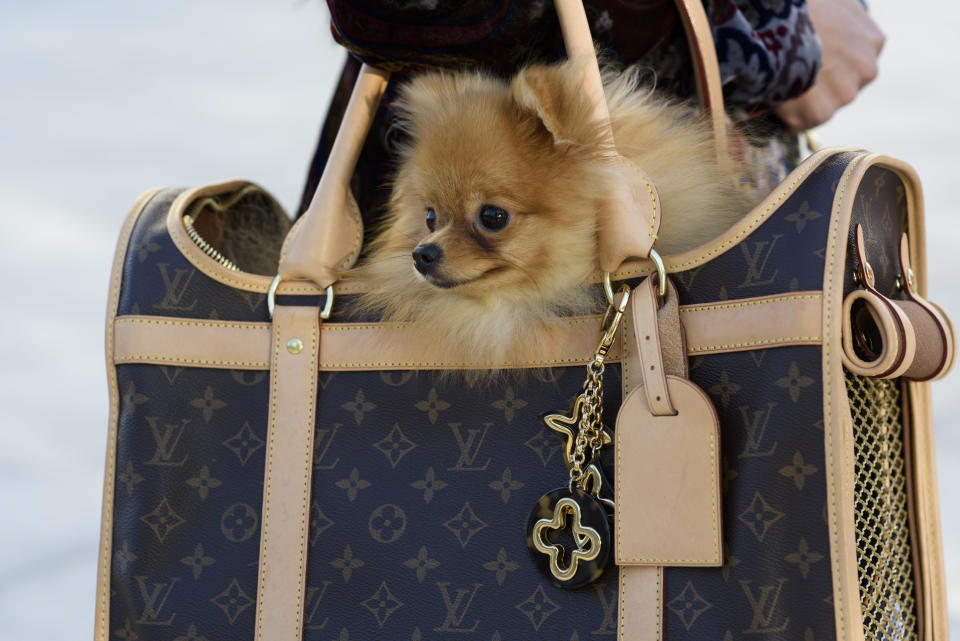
[267,275,336,320]
[603,249,667,306]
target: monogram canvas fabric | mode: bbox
[104,149,914,640]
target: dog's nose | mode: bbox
[412,244,443,274]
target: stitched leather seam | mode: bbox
[338,194,364,270]
[295,320,318,631]
[678,293,821,313]
[97,187,160,641]
[256,313,282,638]
[618,568,626,639]
[824,158,857,641]
[688,336,821,352]
[656,568,662,640]
[115,356,269,367]
[116,318,267,330]
[616,156,659,240]
[613,154,824,277]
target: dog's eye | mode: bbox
[425,208,436,232]
[478,205,509,231]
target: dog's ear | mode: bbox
[510,61,594,145]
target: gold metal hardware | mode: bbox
[286,338,304,355]
[183,214,241,272]
[267,275,336,321]
[532,497,602,581]
[603,249,664,308]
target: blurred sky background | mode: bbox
[0,0,958,639]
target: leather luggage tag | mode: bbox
[615,276,723,566]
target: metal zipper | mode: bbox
[183,214,241,272]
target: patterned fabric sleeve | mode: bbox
[325,0,821,113]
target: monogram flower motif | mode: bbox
[410,467,447,503]
[709,370,742,408]
[210,578,254,625]
[330,545,365,582]
[186,465,222,501]
[335,467,371,502]
[180,543,215,580]
[220,503,258,542]
[492,387,528,423]
[190,386,226,423]
[414,388,450,424]
[443,502,487,548]
[785,537,824,578]
[342,388,376,424]
[140,497,185,543]
[515,585,560,631]
[368,504,407,543]
[361,581,403,628]
[489,467,524,504]
[222,422,264,466]
[778,450,818,490]
[118,461,144,496]
[784,200,823,233]
[403,545,440,583]
[776,361,814,402]
[374,424,417,468]
[483,547,520,585]
[666,580,712,630]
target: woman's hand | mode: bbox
[775,0,886,132]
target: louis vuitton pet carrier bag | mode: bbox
[96,1,955,639]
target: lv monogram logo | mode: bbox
[313,424,341,471]
[740,579,790,634]
[447,423,492,472]
[435,583,482,633]
[145,417,190,467]
[134,576,179,625]
[592,583,617,635]
[154,264,198,311]
[304,582,332,630]
[738,235,782,288]
[737,404,778,459]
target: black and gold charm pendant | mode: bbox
[526,280,630,589]
[526,487,611,589]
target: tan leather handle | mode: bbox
[675,0,727,161]
[279,0,725,288]
[278,64,389,286]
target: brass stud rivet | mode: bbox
[287,338,304,355]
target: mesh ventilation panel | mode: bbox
[846,370,918,641]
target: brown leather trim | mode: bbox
[114,316,272,369]
[822,154,869,641]
[96,187,164,641]
[679,291,823,355]
[674,0,727,160]
[617,305,662,641]
[618,567,663,641]
[279,65,389,288]
[112,292,823,370]
[254,306,321,641]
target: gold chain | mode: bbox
[569,284,630,490]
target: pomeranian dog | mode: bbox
[353,60,751,366]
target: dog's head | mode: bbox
[380,62,611,304]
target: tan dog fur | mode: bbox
[352,60,751,366]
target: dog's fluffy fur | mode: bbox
[352,60,751,365]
